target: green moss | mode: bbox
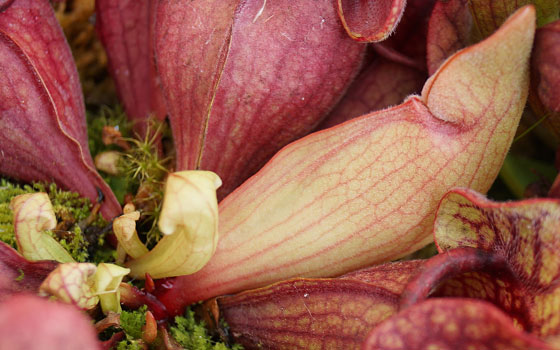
[41,182,96,222]
[116,305,148,350]
[91,243,117,265]
[170,308,243,350]
[104,175,136,207]
[87,106,168,247]
[0,179,28,248]
[86,105,137,204]
[120,121,169,184]
[120,305,147,340]
[0,179,108,262]
[118,120,170,247]
[46,226,89,263]
[116,340,143,350]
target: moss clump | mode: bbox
[116,340,144,350]
[0,179,107,262]
[120,305,147,340]
[119,121,170,247]
[46,225,89,262]
[87,105,136,204]
[116,305,147,350]
[87,106,169,247]
[170,308,243,350]
[0,179,27,247]
[91,241,118,265]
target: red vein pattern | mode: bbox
[427,0,560,140]
[95,0,166,136]
[336,0,406,42]
[531,20,560,138]
[468,0,559,37]
[154,0,364,198]
[154,7,535,315]
[0,0,120,219]
[399,247,533,331]
[0,242,57,302]
[362,298,554,350]
[426,0,559,74]
[219,261,422,350]
[317,58,426,129]
[433,188,560,336]
[426,0,472,75]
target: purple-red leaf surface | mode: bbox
[373,0,436,70]
[317,57,426,129]
[533,20,560,113]
[362,298,555,350]
[531,19,560,136]
[426,0,473,75]
[0,294,101,350]
[430,188,560,337]
[364,184,560,349]
[400,247,531,329]
[153,6,536,315]
[118,282,169,321]
[426,0,560,139]
[0,242,57,301]
[95,0,166,136]
[336,0,406,42]
[219,261,423,350]
[427,0,559,74]
[319,0,433,129]
[467,0,559,37]
[154,0,364,198]
[550,172,560,197]
[0,0,120,219]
